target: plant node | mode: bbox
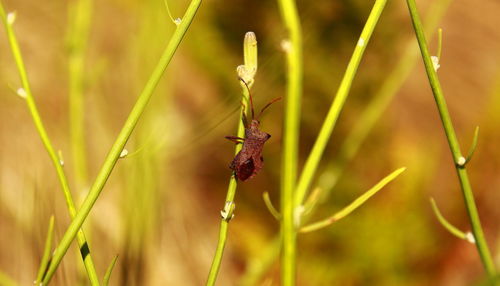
[16,87,27,98]
[6,11,15,25]
[220,201,236,221]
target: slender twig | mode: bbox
[263,192,281,220]
[102,255,119,286]
[429,198,474,243]
[163,0,179,25]
[205,90,246,286]
[301,187,322,217]
[276,0,302,283]
[41,0,202,283]
[206,32,256,286]
[300,167,405,233]
[406,0,497,279]
[36,216,55,283]
[67,0,93,189]
[464,126,479,164]
[431,28,443,72]
[436,28,443,60]
[0,3,100,285]
[294,0,388,208]
[316,0,453,194]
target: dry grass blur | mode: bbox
[0,0,499,285]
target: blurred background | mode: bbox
[0,0,499,285]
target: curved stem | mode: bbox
[406,0,497,280]
[300,168,405,233]
[430,198,472,242]
[41,0,202,283]
[0,3,100,285]
[102,255,119,286]
[263,192,281,220]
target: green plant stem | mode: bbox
[317,0,452,194]
[406,0,497,280]
[102,255,119,286]
[430,198,470,241]
[239,0,451,279]
[206,218,230,286]
[0,3,100,285]
[36,216,55,283]
[67,0,93,189]
[300,167,405,233]
[41,0,202,283]
[277,0,303,284]
[263,192,281,220]
[238,0,452,283]
[206,85,248,286]
[294,0,387,207]
[465,126,479,163]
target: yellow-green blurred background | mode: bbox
[1,0,499,285]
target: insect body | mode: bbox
[225,79,280,181]
[227,120,270,181]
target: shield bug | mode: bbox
[225,79,281,181]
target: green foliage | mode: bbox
[0,0,497,285]
[406,0,497,280]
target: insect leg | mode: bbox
[225,136,245,144]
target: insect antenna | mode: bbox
[238,77,255,120]
[256,96,282,120]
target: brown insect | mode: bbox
[225,79,281,181]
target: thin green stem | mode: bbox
[0,3,100,285]
[206,219,230,286]
[429,198,471,242]
[238,0,452,283]
[41,0,202,283]
[436,28,443,60]
[465,126,479,164]
[302,187,322,217]
[206,84,247,286]
[239,0,452,285]
[67,0,93,189]
[406,0,497,280]
[317,0,452,193]
[163,0,177,24]
[294,0,388,207]
[102,255,119,286]
[36,216,55,283]
[206,32,256,286]
[277,0,303,284]
[263,192,281,220]
[300,168,405,233]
